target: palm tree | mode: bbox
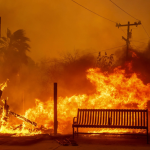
[0,29,30,79]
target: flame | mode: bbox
[0,66,149,135]
[0,79,8,91]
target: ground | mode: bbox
[0,134,150,150]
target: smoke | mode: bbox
[37,50,97,98]
[0,46,97,114]
[114,41,150,85]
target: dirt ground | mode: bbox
[0,134,150,150]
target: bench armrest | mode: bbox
[73,117,77,124]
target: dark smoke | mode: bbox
[37,50,97,99]
[114,41,150,84]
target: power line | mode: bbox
[130,44,145,51]
[110,0,140,21]
[135,37,150,41]
[88,45,126,55]
[130,40,148,44]
[141,24,150,38]
[71,0,117,23]
[119,28,126,35]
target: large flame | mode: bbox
[0,66,149,135]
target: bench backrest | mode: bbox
[77,109,148,129]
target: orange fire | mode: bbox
[0,66,149,135]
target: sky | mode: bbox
[0,0,150,62]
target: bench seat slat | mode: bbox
[99,111,101,125]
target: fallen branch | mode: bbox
[0,105,37,126]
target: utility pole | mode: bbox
[116,21,141,60]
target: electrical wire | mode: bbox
[110,0,140,21]
[134,37,150,41]
[130,44,145,51]
[87,45,126,55]
[141,24,150,38]
[130,40,148,44]
[119,28,126,35]
[71,0,117,23]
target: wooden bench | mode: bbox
[72,109,149,144]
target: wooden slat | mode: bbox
[89,111,92,125]
[116,111,118,125]
[94,110,96,125]
[79,110,81,125]
[127,111,128,126]
[84,110,87,125]
[138,111,139,126]
[111,110,112,125]
[102,111,104,125]
[96,111,98,125]
[135,111,137,126]
[109,111,111,125]
[144,112,145,127]
[122,111,123,126]
[106,111,108,125]
[147,110,148,128]
[92,110,94,125]
[97,110,99,125]
[110,110,112,125]
[94,110,97,125]
[81,110,84,125]
[130,111,132,126]
[141,112,142,126]
[103,111,105,125]
[132,111,134,126]
[124,111,125,126]
[119,111,120,125]
[87,110,89,125]
[113,111,115,125]
[121,111,123,126]
[94,111,96,125]
[129,111,131,126]
[105,111,107,125]
[128,111,130,126]
[92,111,94,125]
[100,111,102,125]
[81,110,83,125]
[111,110,113,125]
[124,111,126,126]
[77,109,79,124]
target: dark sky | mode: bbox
[0,0,150,61]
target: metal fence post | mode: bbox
[54,83,57,135]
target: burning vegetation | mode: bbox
[0,29,150,136]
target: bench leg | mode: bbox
[73,127,74,139]
[147,128,149,144]
[77,127,78,137]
